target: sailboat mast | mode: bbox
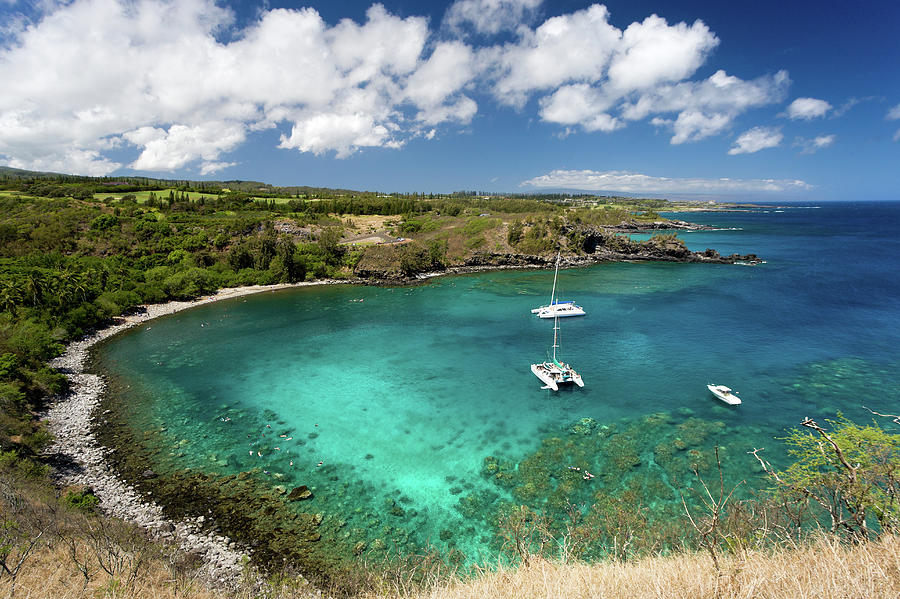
[548,252,560,307]
[552,315,559,361]
[551,252,561,361]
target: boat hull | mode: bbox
[531,363,558,390]
[532,362,584,390]
[537,305,586,318]
[707,384,741,405]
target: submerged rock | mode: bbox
[288,485,313,501]
[569,417,598,435]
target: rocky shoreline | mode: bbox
[364,226,762,284]
[44,282,344,591]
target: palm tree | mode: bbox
[23,271,46,308]
[0,280,23,316]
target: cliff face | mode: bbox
[568,225,759,264]
[353,224,760,283]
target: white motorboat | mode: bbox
[532,253,584,390]
[707,384,741,405]
[531,255,585,318]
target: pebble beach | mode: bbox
[44,281,339,589]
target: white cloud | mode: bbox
[887,103,900,120]
[669,111,732,144]
[486,4,621,107]
[200,161,237,175]
[489,7,782,142]
[538,85,620,132]
[404,41,477,125]
[626,69,789,143]
[278,112,396,158]
[4,148,121,177]
[0,0,798,174]
[521,169,811,193]
[0,0,471,174]
[607,15,717,93]
[728,126,783,155]
[444,0,542,35]
[124,122,246,171]
[622,70,790,121]
[794,134,835,154]
[888,103,900,139]
[784,97,832,120]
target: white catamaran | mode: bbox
[531,254,584,391]
[531,255,585,318]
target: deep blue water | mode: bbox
[94,201,900,561]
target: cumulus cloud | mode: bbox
[633,70,790,143]
[606,15,718,93]
[0,0,796,175]
[404,41,477,125]
[784,97,832,120]
[728,126,783,155]
[444,0,542,35]
[887,103,900,120]
[521,169,811,193]
[488,7,785,143]
[794,134,835,154]
[538,85,620,132]
[0,0,471,173]
[487,4,622,107]
[888,103,900,141]
[124,122,247,172]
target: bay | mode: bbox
[94,200,900,562]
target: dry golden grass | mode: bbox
[4,535,900,599]
[0,541,221,599]
[392,535,900,599]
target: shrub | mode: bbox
[89,214,119,231]
[507,220,524,246]
[0,382,26,413]
[0,353,18,379]
[166,249,188,265]
[161,268,215,300]
[462,217,500,236]
[63,489,100,512]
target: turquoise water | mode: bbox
[94,201,900,562]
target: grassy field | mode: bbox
[400,535,900,599]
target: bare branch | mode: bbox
[863,406,900,426]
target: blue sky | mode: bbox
[1,0,898,200]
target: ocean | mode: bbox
[93,201,900,563]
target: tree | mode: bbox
[752,415,900,541]
[507,219,524,246]
[0,282,22,316]
[317,226,345,266]
[276,238,303,282]
[228,243,253,271]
